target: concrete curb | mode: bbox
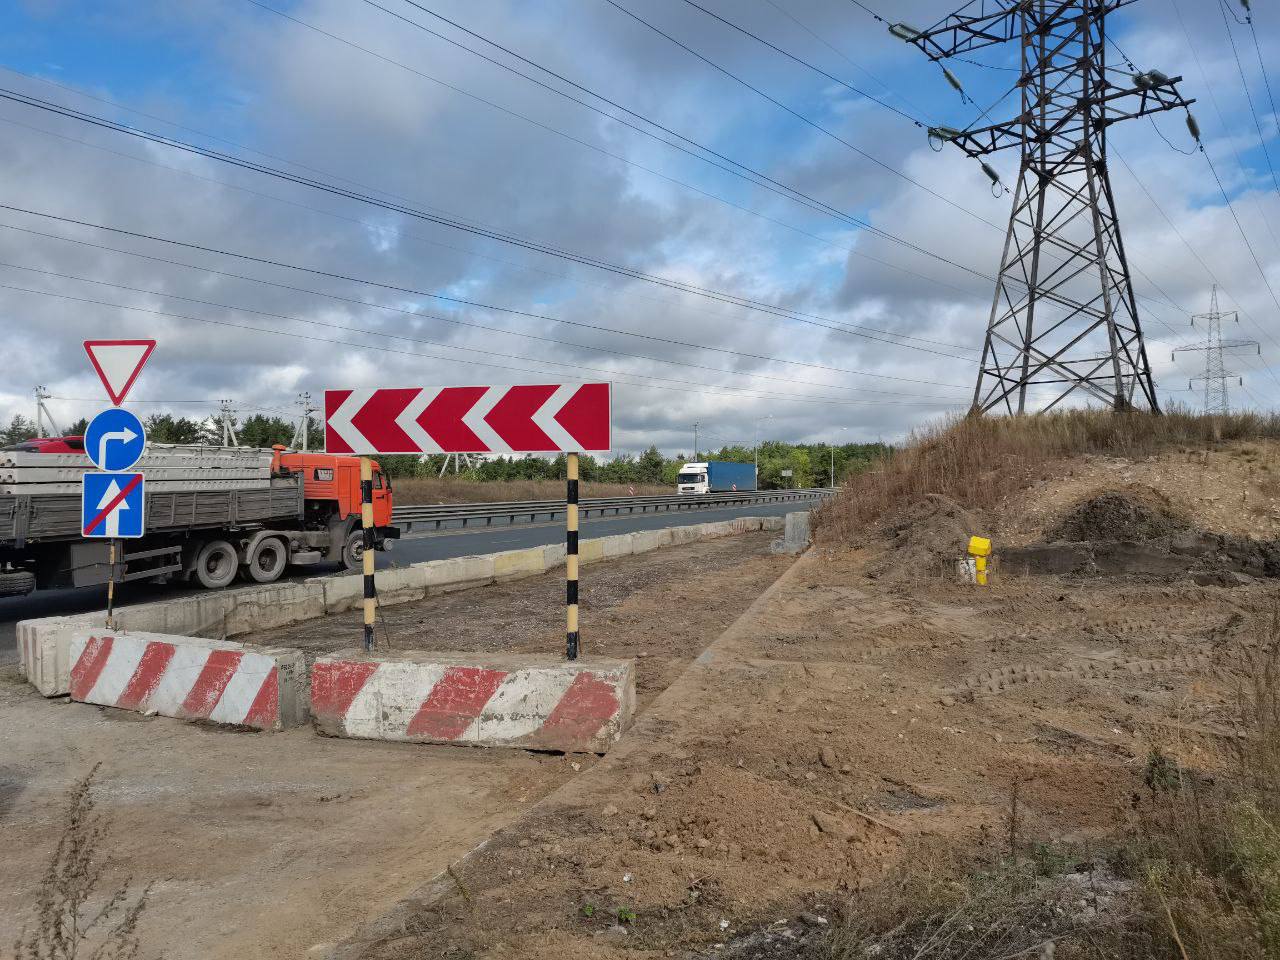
[319,550,810,960]
[64,630,307,730]
[311,651,635,753]
[20,515,786,697]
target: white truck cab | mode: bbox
[677,462,710,495]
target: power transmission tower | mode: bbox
[293,392,316,451]
[217,399,238,447]
[1173,286,1260,414]
[33,385,61,438]
[897,1,1196,415]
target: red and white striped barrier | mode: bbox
[68,631,306,731]
[310,651,635,754]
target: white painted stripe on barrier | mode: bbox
[87,638,145,706]
[148,644,211,715]
[465,669,577,743]
[207,654,269,726]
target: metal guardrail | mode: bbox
[391,488,835,535]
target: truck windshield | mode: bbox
[677,473,704,484]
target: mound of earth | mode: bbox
[1046,489,1187,543]
[877,494,985,579]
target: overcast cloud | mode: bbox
[0,0,1277,453]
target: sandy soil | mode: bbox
[241,531,790,710]
[338,450,1278,959]
[0,533,787,960]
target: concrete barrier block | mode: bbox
[578,539,605,564]
[314,568,425,614]
[542,541,567,570]
[66,630,305,730]
[109,592,236,638]
[311,650,635,753]
[18,616,88,695]
[669,524,703,544]
[493,547,544,581]
[419,554,497,594]
[761,516,785,531]
[631,530,663,554]
[771,511,812,555]
[220,581,326,635]
[601,533,635,558]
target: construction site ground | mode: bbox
[0,531,788,960]
[328,443,1280,959]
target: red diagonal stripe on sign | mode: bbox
[116,641,175,711]
[485,384,558,451]
[419,386,488,452]
[180,650,243,719]
[243,667,281,729]
[70,635,115,701]
[406,666,507,739]
[554,383,610,450]
[325,389,354,454]
[310,660,379,720]
[540,672,621,743]
[83,472,143,535]
[352,388,419,453]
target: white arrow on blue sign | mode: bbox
[84,407,146,472]
[82,472,145,539]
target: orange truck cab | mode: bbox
[271,446,398,568]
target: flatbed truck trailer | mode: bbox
[0,443,397,598]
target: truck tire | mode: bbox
[0,569,36,598]
[193,539,238,590]
[342,530,364,571]
[244,536,287,584]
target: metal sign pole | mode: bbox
[566,452,579,660]
[360,457,376,652]
[106,539,117,630]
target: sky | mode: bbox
[0,0,1277,455]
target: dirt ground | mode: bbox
[243,531,790,710]
[0,533,787,960]
[332,447,1280,959]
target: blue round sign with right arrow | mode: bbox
[85,407,146,472]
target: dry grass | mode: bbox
[814,408,1280,544]
[391,478,669,505]
[12,766,151,960]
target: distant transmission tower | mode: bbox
[1173,286,1260,414]
[895,1,1197,414]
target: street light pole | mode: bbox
[754,415,773,489]
[830,427,847,488]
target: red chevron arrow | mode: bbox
[555,383,611,450]
[419,386,488,452]
[352,388,418,452]
[485,384,558,451]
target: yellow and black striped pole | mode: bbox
[360,457,376,651]
[566,452,579,660]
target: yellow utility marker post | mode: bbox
[968,535,991,586]
[360,457,377,651]
[566,452,580,660]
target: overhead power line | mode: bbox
[0,84,998,360]
[0,205,972,390]
[0,253,968,401]
[0,279,962,409]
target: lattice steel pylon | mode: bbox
[1173,286,1260,415]
[898,1,1196,415]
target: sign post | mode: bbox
[80,339,154,628]
[566,452,580,660]
[361,457,376,652]
[325,383,610,657]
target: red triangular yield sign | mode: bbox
[84,340,155,406]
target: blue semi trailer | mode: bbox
[676,461,757,494]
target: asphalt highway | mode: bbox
[0,499,812,661]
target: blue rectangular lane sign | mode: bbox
[82,472,145,539]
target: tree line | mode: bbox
[1,413,887,488]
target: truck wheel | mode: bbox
[341,530,364,571]
[245,537,287,584]
[194,540,238,589]
[0,570,36,598]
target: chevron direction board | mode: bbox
[324,384,611,455]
